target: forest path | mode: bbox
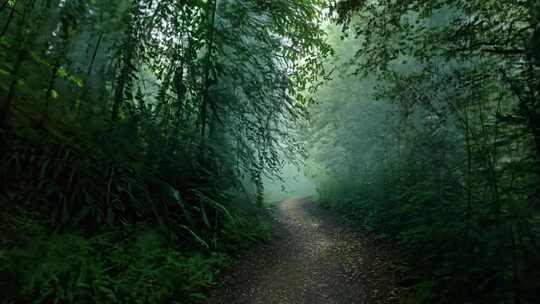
[209,197,400,304]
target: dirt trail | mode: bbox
[209,197,401,304]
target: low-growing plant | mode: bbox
[0,224,236,304]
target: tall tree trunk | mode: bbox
[525,8,540,189]
[523,54,540,195]
[74,32,104,115]
[528,114,540,177]
[501,64,540,194]
[462,103,473,245]
[112,58,132,121]
[173,61,186,120]
[199,0,218,161]
[112,11,137,121]
[86,32,104,78]
[253,165,264,207]
[510,224,521,304]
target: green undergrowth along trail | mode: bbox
[0,213,272,304]
[2,226,219,303]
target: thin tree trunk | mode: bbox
[527,113,540,176]
[86,32,104,78]
[463,104,473,245]
[0,0,9,14]
[501,66,540,182]
[0,0,39,128]
[111,37,136,121]
[173,60,186,121]
[112,3,139,121]
[255,169,264,207]
[112,61,130,121]
[199,0,218,160]
[1,6,15,36]
[523,52,540,201]
[75,32,104,115]
[0,50,24,128]
[510,224,521,304]
[45,62,61,109]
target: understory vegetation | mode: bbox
[0,0,325,303]
[306,1,540,303]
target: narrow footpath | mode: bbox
[209,197,401,304]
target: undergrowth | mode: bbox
[0,209,272,304]
[318,184,540,304]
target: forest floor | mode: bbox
[208,197,401,304]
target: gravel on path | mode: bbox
[209,197,401,304]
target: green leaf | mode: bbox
[58,67,68,79]
[179,225,209,249]
[50,89,59,99]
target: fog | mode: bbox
[263,162,318,203]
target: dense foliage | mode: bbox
[306,1,540,303]
[0,0,326,302]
